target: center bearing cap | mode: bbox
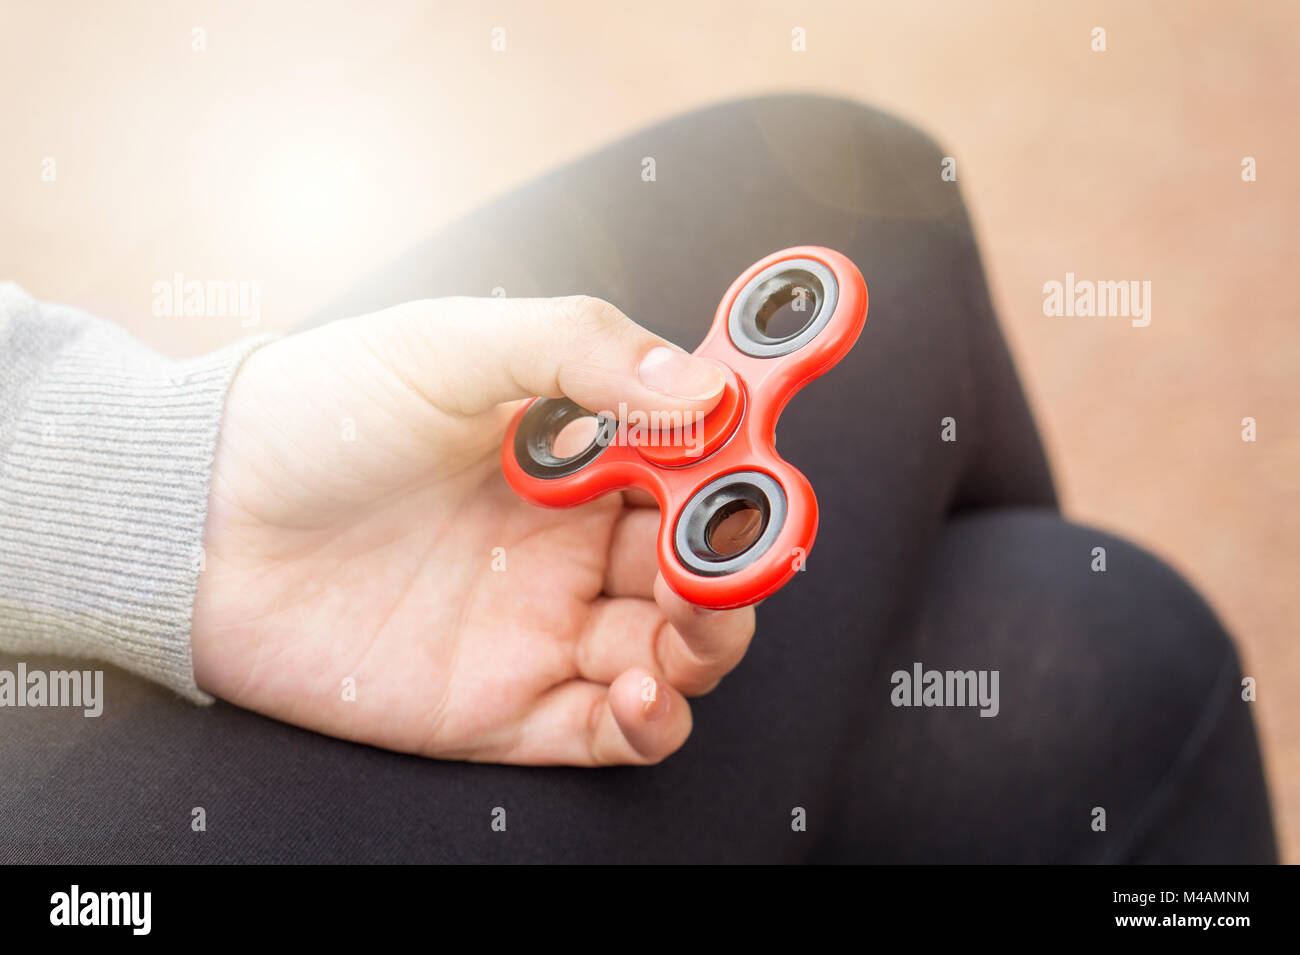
[635,362,745,468]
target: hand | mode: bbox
[191,296,756,765]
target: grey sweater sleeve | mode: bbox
[0,283,275,703]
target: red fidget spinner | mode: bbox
[501,246,868,609]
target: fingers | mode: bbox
[603,505,661,597]
[575,589,756,697]
[599,496,757,692]
[652,575,757,684]
[605,669,690,764]
[515,670,691,766]
[383,296,726,419]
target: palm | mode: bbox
[196,444,636,760]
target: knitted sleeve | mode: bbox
[0,283,274,703]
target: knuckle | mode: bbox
[658,622,722,697]
[639,748,672,767]
[390,297,444,334]
[672,633,750,696]
[573,635,598,687]
[676,669,723,698]
[557,294,625,339]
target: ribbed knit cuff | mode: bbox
[0,287,275,704]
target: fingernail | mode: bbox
[638,347,725,401]
[641,676,669,722]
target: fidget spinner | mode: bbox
[501,246,868,609]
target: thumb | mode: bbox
[384,295,727,418]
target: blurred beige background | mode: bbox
[2,0,1296,859]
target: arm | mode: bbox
[2,288,756,765]
[0,283,272,702]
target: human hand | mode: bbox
[191,296,756,765]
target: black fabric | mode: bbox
[0,94,1276,863]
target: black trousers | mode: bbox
[1,95,1276,863]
